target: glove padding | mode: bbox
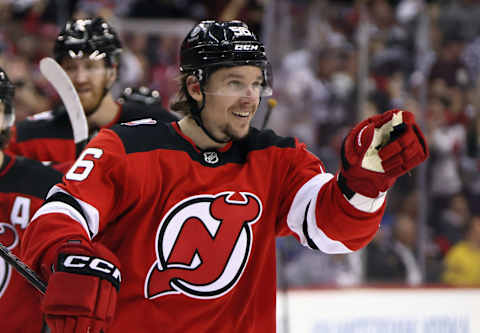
[42,242,121,333]
[340,109,429,198]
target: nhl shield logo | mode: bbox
[203,151,219,164]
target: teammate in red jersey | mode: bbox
[21,20,429,333]
[0,67,63,332]
[6,17,177,163]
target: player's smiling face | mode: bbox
[61,57,114,115]
[201,66,262,141]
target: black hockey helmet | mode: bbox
[179,20,272,95]
[54,17,122,67]
[0,67,15,132]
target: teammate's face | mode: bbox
[61,57,113,115]
[201,66,262,141]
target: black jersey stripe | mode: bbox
[15,102,176,143]
[15,109,73,142]
[112,122,296,167]
[302,201,319,250]
[0,157,62,198]
[44,191,92,237]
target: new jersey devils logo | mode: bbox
[145,192,262,300]
[0,223,19,298]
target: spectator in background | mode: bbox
[279,236,363,288]
[460,97,480,215]
[366,213,422,286]
[126,0,206,20]
[217,0,265,36]
[7,56,50,121]
[429,32,470,91]
[435,192,471,256]
[442,214,480,286]
[279,43,353,154]
[426,94,466,224]
[437,0,480,42]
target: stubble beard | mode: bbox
[80,91,104,116]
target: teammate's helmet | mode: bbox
[54,17,122,67]
[0,67,15,132]
[179,20,272,94]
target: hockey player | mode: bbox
[7,17,177,163]
[0,67,63,332]
[21,20,429,332]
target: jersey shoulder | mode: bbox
[14,106,72,142]
[0,156,62,198]
[108,123,299,166]
[119,102,178,124]
[109,120,178,154]
[245,127,297,151]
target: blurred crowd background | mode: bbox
[1,0,480,289]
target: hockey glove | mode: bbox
[42,241,121,333]
[340,109,428,198]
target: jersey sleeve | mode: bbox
[277,139,385,253]
[21,129,131,272]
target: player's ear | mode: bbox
[186,75,202,103]
[105,67,117,89]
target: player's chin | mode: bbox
[82,98,101,115]
[229,126,251,141]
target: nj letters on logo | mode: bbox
[145,192,262,300]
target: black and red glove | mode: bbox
[42,241,121,333]
[339,109,429,198]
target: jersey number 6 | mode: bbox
[66,148,104,181]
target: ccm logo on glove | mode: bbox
[58,253,121,290]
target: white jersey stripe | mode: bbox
[287,173,353,254]
[32,201,92,240]
[32,185,100,238]
[347,191,386,213]
[287,172,385,254]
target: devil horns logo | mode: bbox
[145,192,262,300]
[0,223,19,298]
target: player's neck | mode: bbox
[178,116,227,150]
[0,150,4,168]
[87,94,119,129]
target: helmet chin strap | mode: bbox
[192,90,231,145]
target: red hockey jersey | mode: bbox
[0,153,62,332]
[22,121,385,332]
